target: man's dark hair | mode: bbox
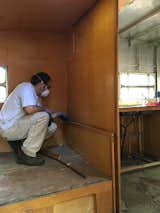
[31,72,51,85]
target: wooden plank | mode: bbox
[67,122,108,136]
[95,190,113,213]
[119,105,160,113]
[0,31,68,111]
[119,106,160,157]
[68,0,117,132]
[34,207,53,213]
[143,112,160,158]
[0,181,112,213]
[54,195,95,213]
[115,108,121,213]
[111,134,116,213]
[66,125,113,177]
[138,114,143,154]
[0,136,11,152]
[121,161,160,173]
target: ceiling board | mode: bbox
[0,0,96,31]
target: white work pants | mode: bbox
[1,112,57,157]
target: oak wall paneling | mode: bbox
[143,112,160,158]
[68,0,117,132]
[0,0,118,212]
[0,32,68,152]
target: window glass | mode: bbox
[119,73,155,105]
[149,75,155,86]
[149,88,155,98]
[0,86,7,102]
[0,66,7,103]
[0,67,6,83]
[129,74,148,86]
[120,74,128,86]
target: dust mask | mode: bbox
[41,89,50,97]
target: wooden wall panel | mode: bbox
[68,0,117,132]
[120,111,160,158]
[0,181,112,213]
[0,136,11,152]
[0,31,68,152]
[66,124,113,177]
[143,112,160,158]
[54,196,95,213]
[0,31,68,112]
[34,207,53,213]
[96,190,113,213]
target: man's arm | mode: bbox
[23,106,45,114]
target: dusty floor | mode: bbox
[121,166,160,213]
[0,146,107,206]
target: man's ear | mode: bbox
[35,81,44,92]
[39,81,45,88]
[39,81,44,85]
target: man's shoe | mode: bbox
[8,140,24,154]
[16,150,45,166]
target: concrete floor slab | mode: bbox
[121,167,160,213]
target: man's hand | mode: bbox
[51,112,59,119]
[52,112,70,122]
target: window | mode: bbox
[0,66,8,103]
[119,73,155,105]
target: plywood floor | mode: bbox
[121,166,160,213]
[0,145,107,206]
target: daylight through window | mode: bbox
[119,73,156,106]
[0,66,8,103]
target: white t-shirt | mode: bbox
[0,82,41,130]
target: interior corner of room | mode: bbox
[0,0,118,213]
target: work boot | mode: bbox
[16,150,45,166]
[8,140,24,154]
